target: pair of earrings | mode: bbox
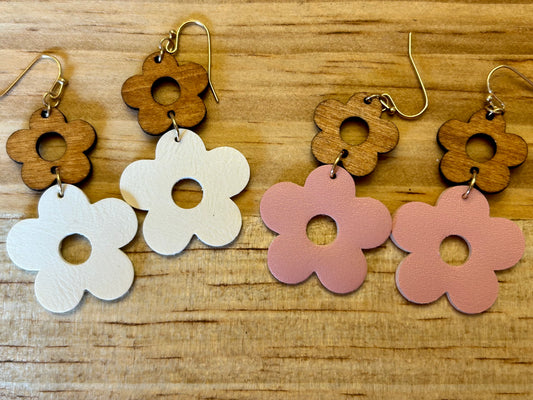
[3,21,249,313]
[260,35,528,314]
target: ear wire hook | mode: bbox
[365,33,428,120]
[485,65,533,115]
[161,20,219,103]
[0,54,68,117]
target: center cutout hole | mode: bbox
[151,76,181,105]
[466,133,496,163]
[439,235,470,266]
[172,179,203,209]
[340,117,369,146]
[306,215,337,246]
[60,234,92,265]
[36,132,67,161]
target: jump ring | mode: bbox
[168,111,182,142]
[54,167,64,198]
[330,149,348,179]
[462,169,478,199]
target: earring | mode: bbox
[2,55,137,313]
[260,34,428,294]
[391,65,529,314]
[119,20,250,256]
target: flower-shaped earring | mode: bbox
[261,33,428,294]
[392,65,530,314]
[120,21,250,255]
[121,49,209,135]
[1,54,137,313]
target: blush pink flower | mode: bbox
[260,165,391,294]
[391,185,525,314]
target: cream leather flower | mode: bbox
[120,129,250,255]
[7,185,137,313]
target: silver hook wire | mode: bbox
[0,54,68,116]
[160,20,219,103]
[485,65,533,115]
[365,33,428,119]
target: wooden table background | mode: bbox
[0,1,532,399]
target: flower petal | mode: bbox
[474,216,525,271]
[395,254,448,305]
[34,264,85,313]
[142,208,194,255]
[20,161,56,190]
[476,162,511,193]
[37,184,92,222]
[121,74,150,109]
[120,160,161,210]
[437,119,469,151]
[138,106,171,135]
[494,131,528,167]
[260,181,307,234]
[267,234,314,285]
[391,201,437,253]
[6,218,61,272]
[6,128,34,163]
[315,245,367,294]
[89,198,138,249]
[205,146,250,197]
[194,198,243,247]
[155,128,206,160]
[338,196,392,249]
[63,119,97,152]
[446,270,499,314]
[84,251,134,301]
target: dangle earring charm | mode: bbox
[392,65,529,314]
[261,34,428,294]
[120,20,250,255]
[2,55,137,313]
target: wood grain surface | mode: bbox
[0,1,532,399]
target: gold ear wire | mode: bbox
[365,33,428,119]
[0,54,68,117]
[485,65,533,115]
[158,20,219,103]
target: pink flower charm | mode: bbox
[391,186,525,314]
[260,165,391,294]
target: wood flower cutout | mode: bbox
[6,108,96,190]
[121,52,208,135]
[312,92,399,176]
[438,109,528,193]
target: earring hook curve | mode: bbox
[0,54,68,115]
[161,20,219,103]
[366,33,428,120]
[485,65,533,115]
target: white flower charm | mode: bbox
[6,184,138,313]
[120,129,250,255]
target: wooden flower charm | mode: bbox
[437,109,528,193]
[6,108,96,190]
[312,93,399,176]
[121,53,208,135]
